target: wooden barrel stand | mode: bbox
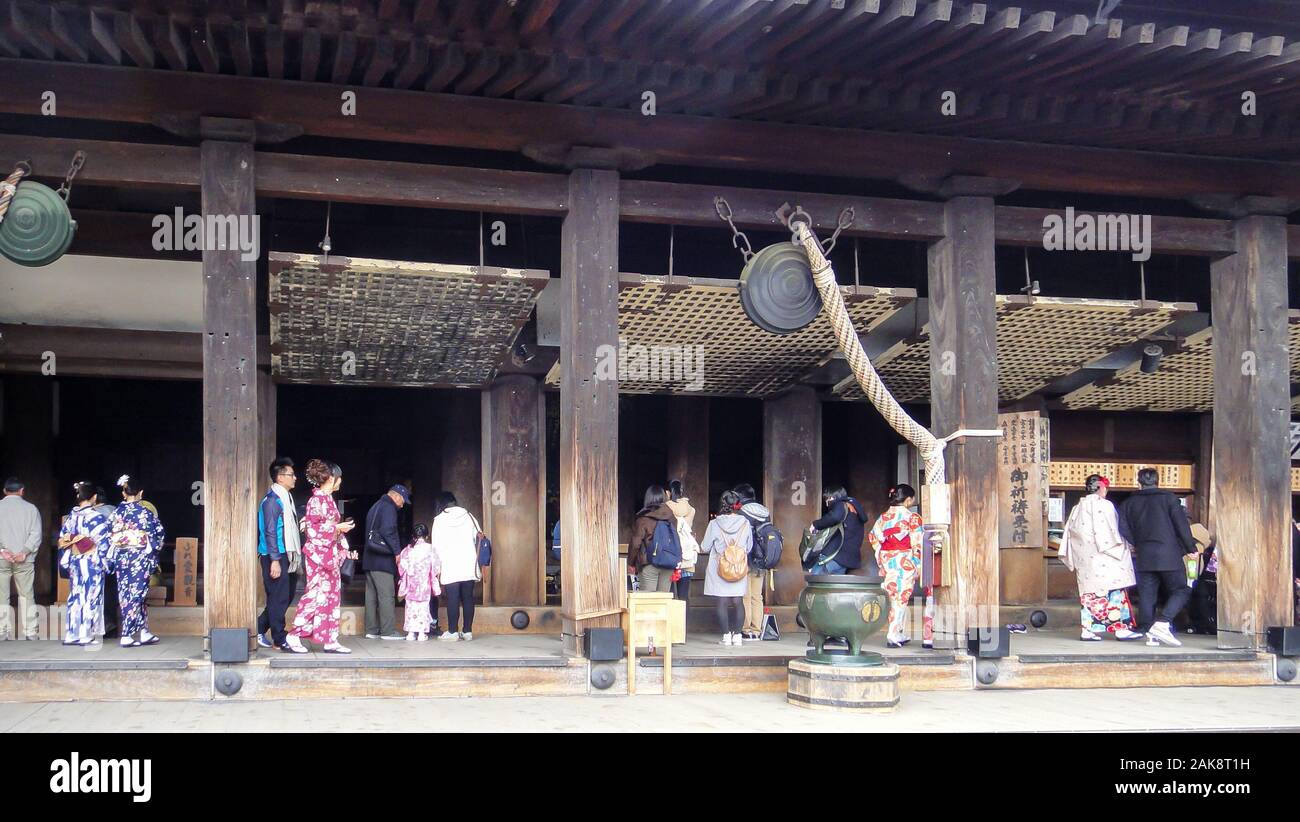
[787,658,901,713]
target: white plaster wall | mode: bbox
[0,254,202,332]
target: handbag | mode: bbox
[760,611,781,641]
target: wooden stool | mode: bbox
[623,592,686,695]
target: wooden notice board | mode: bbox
[171,537,198,606]
[997,411,1048,548]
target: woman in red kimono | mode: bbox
[285,459,357,654]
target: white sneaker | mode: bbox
[364,633,380,640]
[1147,621,1182,647]
[1079,630,1102,642]
[720,633,732,646]
[416,633,428,642]
[461,632,473,641]
[406,632,416,641]
[438,631,460,642]
[1114,628,1145,641]
[732,632,745,644]
[256,633,273,649]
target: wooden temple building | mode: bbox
[0,0,1298,699]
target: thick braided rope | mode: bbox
[0,165,28,226]
[792,222,946,486]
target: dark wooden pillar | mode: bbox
[847,402,889,579]
[763,386,821,605]
[201,133,260,647]
[559,168,622,655]
[440,390,482,523]
[928,195,1000,645]
[1211,214,1291,648]
[481,375,545,606]
[1193,414,1214,531]
[1,376,56,600]
[409,391,441,530]
[257,369,276,490]
[666,396,710,543]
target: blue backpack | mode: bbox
[647,519,683,569]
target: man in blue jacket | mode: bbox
[257,457,301,652]
[363,484,410,640]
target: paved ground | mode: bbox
[2,686,1297,732]
[0,629,1239,663]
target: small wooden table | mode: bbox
[623,592,686,695]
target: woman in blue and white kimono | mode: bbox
[108,475,165,647]
[57,482,112,646]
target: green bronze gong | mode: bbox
[738,242,823,335]
[0,180,77,266]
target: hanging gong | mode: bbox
[0,180,78,267]
[738,242,822,335]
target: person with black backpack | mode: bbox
[628,485,680,593]
[733,483,781,639]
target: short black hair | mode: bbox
[668,479,686,501]
[1137,468,1159,488]
[3,477,23,494]
[888,483,916,506]
[718,489,742,516]
[640,485,667,512]
[824,486,848,505]
[436,491,458,516]
[269,457,295,482]
[733,483,756,502]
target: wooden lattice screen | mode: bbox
[269,252,549,387]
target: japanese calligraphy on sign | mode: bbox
[998,411,1047,548]
[171,536,198,606]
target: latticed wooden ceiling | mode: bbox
[3,0,1299,160]
[545,274,915,396]
[269,252,548,387]
[833,294,1194,403]
[1060,311,1300,412]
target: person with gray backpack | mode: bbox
[734,483,781,639]
[628,485,680,593]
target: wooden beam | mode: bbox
[229,21,252,76]
[928,195,999,646]
[46,7,87,62]
[5,59,1298,199]
[763,386,821,605]
[362,35,395,86]
[559,168,622,655]
[112,10,153,69]
[200,136,260,648]
[331,30,357,84]
[190,19,218,73]
[481,375,545,606]
[1211,214,1292,650]
[992,205,1237,256]
[1,1,54,60]
[86,10,120,65]
[300,27,321,81]
[155,16,189,71]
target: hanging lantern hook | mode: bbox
[713,196,754,262]
[56,151,85,203]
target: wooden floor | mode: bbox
[0,629,1285,701]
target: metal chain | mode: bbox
[56,151,86,203]
[713,196,754,262]
[821,206,855,256]
[777,203,856,256]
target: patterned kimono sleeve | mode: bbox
[906,512,924,554]
[88,512,113,552]
[58,512,76,543]
[147,509,166,555]
[429,547,443,597]
[57,515,72,571]
[305,494,338,547]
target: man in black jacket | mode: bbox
[363,484,410,641]
[1118,469,1197,647]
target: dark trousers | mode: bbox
[102,571,120,638]
[1137,569,1192,631]
[444,580,476,633]
[257,555,295,646]
[365,570,397,636]
[714,596,743,633]
[674,576,691,632]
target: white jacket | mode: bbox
[432,506,480,585]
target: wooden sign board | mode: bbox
[171,537,198,606]
[998,411,1046,548]
[1050,461,1194,492]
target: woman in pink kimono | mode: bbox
[398,523,441,641]
[1059,474,1144,642]
[286,459,358,654]
[868,484,933,648]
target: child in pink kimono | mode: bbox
[398,523,441,641]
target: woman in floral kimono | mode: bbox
[398,523,441,641]
[285,460,358,654]
[1059,474,1144,642]
[108,475,166,647]
[57,482,111,646]
[867,484,935,649]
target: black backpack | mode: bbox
[744,510,784,571]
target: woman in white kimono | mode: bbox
[1059,474,1144,642]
